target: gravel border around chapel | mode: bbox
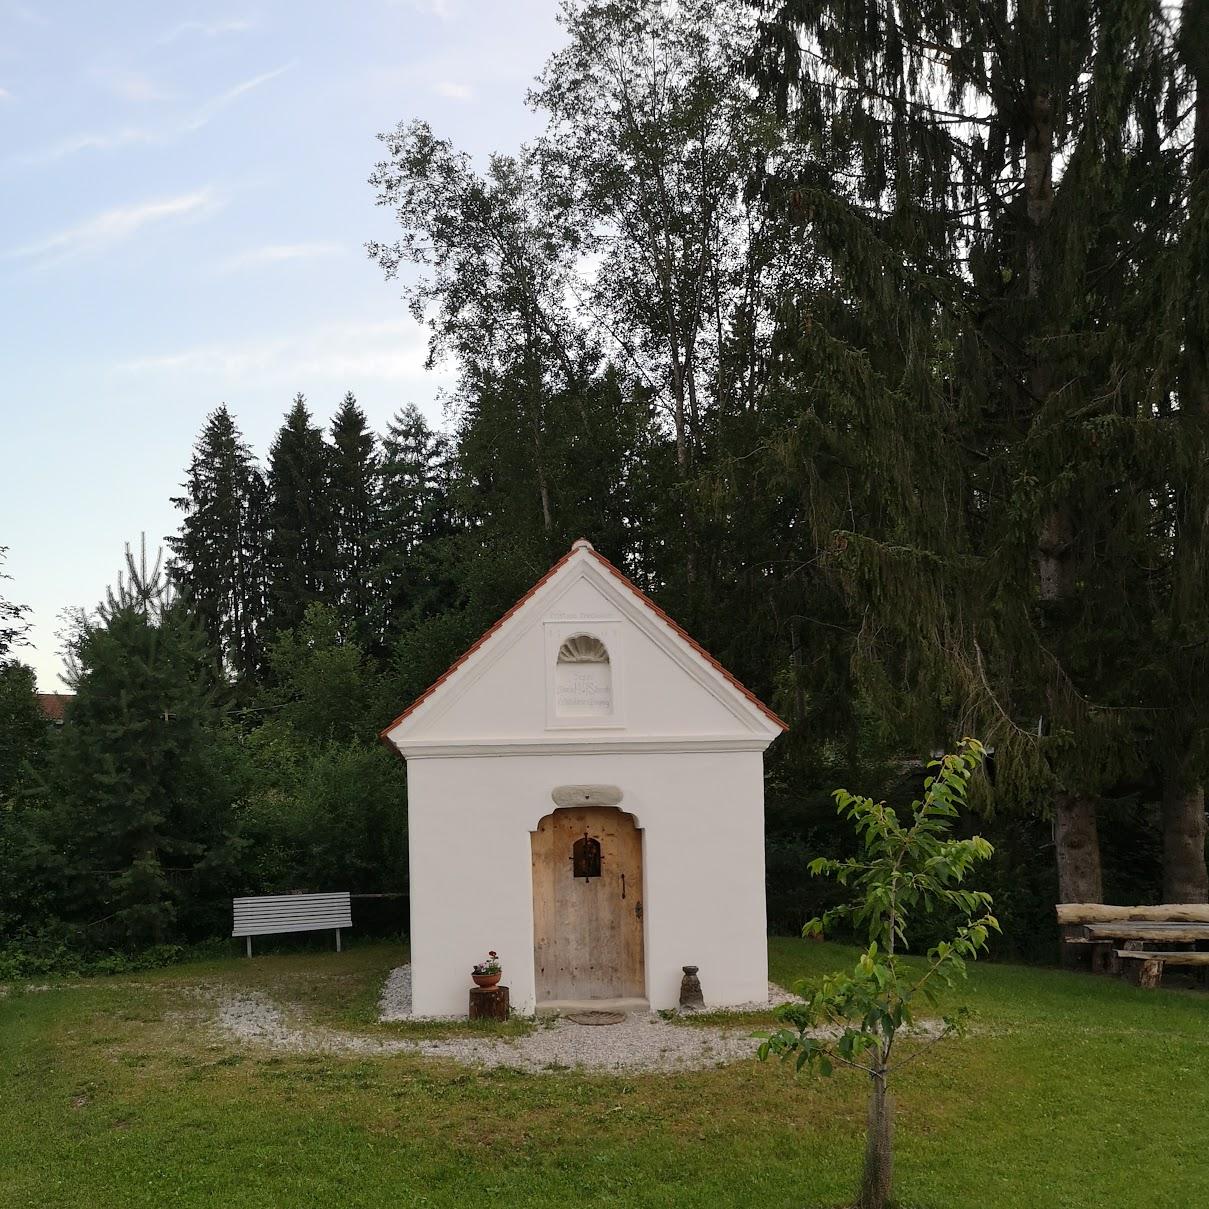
[210,963,798,1074]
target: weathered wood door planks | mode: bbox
[531,806,645,1002]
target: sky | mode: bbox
[0,0,565,689]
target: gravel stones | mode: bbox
[204,963,794,1074]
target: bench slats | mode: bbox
[235,920,350,936]
[230,909,353,918]
[232,892,352,938]
[233,894,350,907]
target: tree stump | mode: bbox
[469,985,509,1021]
[1132,958,1164,989]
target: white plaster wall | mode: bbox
[406,749,769,1017]
[407,571,752,743]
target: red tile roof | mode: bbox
[379,540,788,744]
[36,692,73,723]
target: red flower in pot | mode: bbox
[471,950,502,989]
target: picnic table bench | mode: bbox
[1056,903,1209,987]
[1113,950,1209,988]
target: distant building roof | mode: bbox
[36,692,73,723]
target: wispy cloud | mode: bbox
[157,17,254,44]
[12,63,294,167]
[18,127,157,166]
[117,318,437,385]
[10,189,220,265]
[218,241,343,272]
[434,80,473,100]
[183,62,295,132]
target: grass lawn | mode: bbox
[1,938,1206,1208]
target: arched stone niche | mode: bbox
[554,633,613,718]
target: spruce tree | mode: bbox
[169,406,267,682]
[328,392,381,643]
[42,541,238,946]
[748,0,1197,902]
[374,404,457,638]
[265,395,336,637]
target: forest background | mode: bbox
[1,0,1206,972]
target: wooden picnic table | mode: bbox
[1056,905,1209,985]
[1077,919,1209,984]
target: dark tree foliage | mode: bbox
[328,392,381,644]
[12,0,1204,968]
[746,0,1207,902]
[0,546,30,658]
[374,404,458,641]
[37,545,240,947]
[239,604,407,898]
[0,660,45,803]
[0,549,42,803]
[265,395,337,638]
[169,406,267,683]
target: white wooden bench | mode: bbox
[232,893,352,957]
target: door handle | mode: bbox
[621,873,626,899]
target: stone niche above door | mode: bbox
[543,619,624,729]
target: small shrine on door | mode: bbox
[381,539,787,1017]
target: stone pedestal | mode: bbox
[679,965,704,1010]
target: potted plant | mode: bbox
[471,951,502,989]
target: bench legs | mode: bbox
[242,932,344,957]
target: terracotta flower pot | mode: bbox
[472,972,502,989]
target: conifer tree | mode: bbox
[169,406,267,682]
[42,541,238,946]
[374,404,457,639]
[748,0,1197,902]
[328,392,381,642]
[265,395,336,637]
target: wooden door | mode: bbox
[531,806,645,1002]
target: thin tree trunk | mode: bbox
[1055,792,1103,903]
[859,1075,894,1209]
[1162,777,1209,903]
